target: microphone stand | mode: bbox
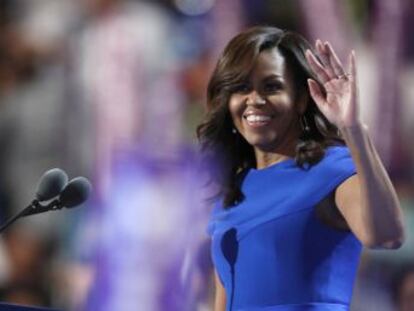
[0,200,61,234]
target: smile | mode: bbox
[243,114,274,127]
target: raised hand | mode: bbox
[305,40,360,129]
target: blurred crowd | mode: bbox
[0,0,413,310]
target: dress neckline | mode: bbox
[250,156,296,173]
[249,145,346,174]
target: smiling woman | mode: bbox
[198,27,343,207]
[197,26,404,311]
[229,48,308,165]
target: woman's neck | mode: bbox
[254,134,298,169]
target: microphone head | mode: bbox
[36,168,69,201]
[59,177,92,208]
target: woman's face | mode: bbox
[228,48,305,152]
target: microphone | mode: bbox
[0,170,91,233]
[36,168,69,201]
[59,177,92,208]
[23,177,92,217]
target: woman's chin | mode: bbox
[246,136,279,151]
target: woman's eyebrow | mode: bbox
[263,73,283,78]
[262,74,284,81]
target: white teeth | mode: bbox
[245,115,271,122]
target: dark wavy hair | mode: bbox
[197,26,344,209]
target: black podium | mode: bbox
[0,303,60,311]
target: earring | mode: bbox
[232,128,237,134]
[300,115,310,133]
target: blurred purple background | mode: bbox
[0,0,413,310]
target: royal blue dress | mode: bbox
[207,146,362,311]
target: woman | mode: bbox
[197,27,405,311]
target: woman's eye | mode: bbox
[234,84,251,93]
[263,82,282,93]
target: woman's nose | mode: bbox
[246,91,266,105]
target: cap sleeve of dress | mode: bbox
[322,145,357,190]
[206,199,223,237]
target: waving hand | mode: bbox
[305,40,360,129]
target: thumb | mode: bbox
[307,79,325,106]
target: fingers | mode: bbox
[324,42,346,77]
[350,50,357,79]
[346,50,358,84]
[305,49,330,84]
[349,50,358,97]
[315,40,336,79]
[307,39,356,86]
[307,79,325,106]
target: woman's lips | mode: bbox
[243,114,273,128]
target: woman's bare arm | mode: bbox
[305,41,404,249]
[214,270,226,311]
[335,124,405,249]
